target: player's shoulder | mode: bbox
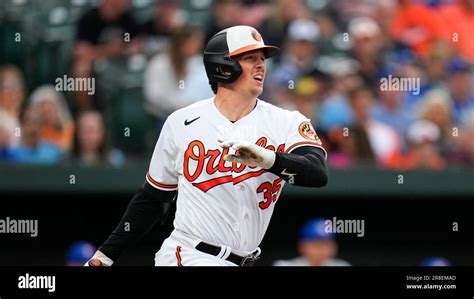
[166,97,214,123]
[257,99,306,121]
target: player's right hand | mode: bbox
[84,250,114,267]
[218,139,276,169]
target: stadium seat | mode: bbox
[108,88,152,155]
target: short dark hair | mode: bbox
[348,84,371,103]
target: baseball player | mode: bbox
[86,25,328,267]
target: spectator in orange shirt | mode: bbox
[439,0,474,63]
[29,85,74,153]
[386,120,446,171]
[390,0,449,57]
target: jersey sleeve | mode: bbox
[146,118,179,191]
[284,112,328,159]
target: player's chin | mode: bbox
[250,84,264,97]
[250,89,263,98]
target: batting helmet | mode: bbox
[203,25,279,84]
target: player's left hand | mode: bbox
[218,139,276,169]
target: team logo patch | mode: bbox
[298,121,321,144]
[251,30,262,42]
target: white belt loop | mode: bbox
[216,246,227,259]
[254,247,262,257]
[220,246,232,259]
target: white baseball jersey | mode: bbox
[147,97,327,256]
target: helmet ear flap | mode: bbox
[203,54,242,83]
[216,65,234,77]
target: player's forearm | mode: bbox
[268,146,328,187]
[98,182,176,261]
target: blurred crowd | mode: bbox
[0,0,473,170]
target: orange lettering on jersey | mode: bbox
[217,147,233,173]
[183,140,205,182]
[231,155,247,173]
[205,149,220,174]
[183,138,285,192]
[256,137,267,147]
[192,175,234,192]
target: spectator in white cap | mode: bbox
[267,18,321,109]
[406,120,441,145]
[348,17,384,89]
[386,119,445,171]
[348,17,381,40]
[418,89,454,157]
[287,18,321,44]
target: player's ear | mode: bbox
[220,65,233,76]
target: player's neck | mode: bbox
[214,92,257,122]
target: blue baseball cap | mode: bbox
[299,218,336,241]
[447,57,470,75]
[66,240,96,264]
[419,257,452,267]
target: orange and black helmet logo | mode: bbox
[251,29,262,42]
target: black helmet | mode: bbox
[203,25,279,84]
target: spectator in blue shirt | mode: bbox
[8,106,62,164]
[446,56,474,125]
[372,83,412,150]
